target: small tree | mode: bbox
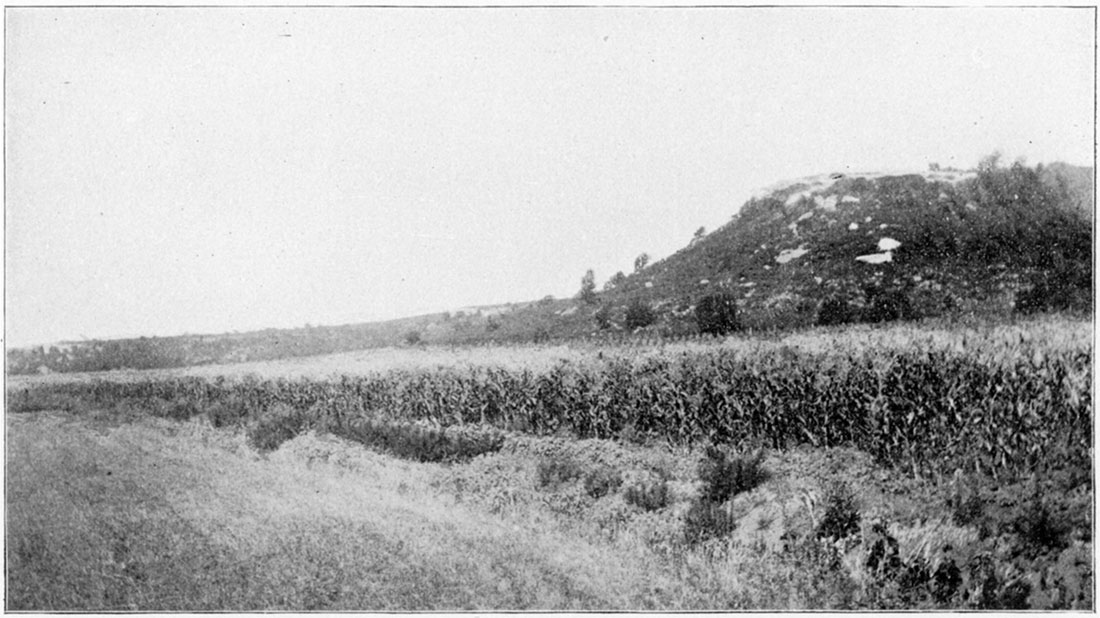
[625,298,656,330]
[578,269,597,305]
[692,226,707,244]
[634,253,650,274]
[603,271,627,292]
[695,293,740,335]
[594,304,613,330]
[403,330,422,345]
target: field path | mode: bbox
[6,411,663,611]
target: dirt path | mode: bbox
[6,411,659,610]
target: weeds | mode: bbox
[247,403,306,452]
[582,467,622,499]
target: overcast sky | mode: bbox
[5,7,1094,347]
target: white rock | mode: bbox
[878,237,901,251]
[856,252,893,264]
[776,246,809,264]
[848,222,859,231]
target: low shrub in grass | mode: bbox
[683,500,737,545]
[816,482,861,542]
[697,445,767,503]
[154,398,203,422]
[622,473,669,511]
[247,403,307,452]
[583,466,623,499]
[536,455,584,489]
[335,418,504,463]
[205,395,253,429]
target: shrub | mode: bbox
[695,293,741,335]
[536,455,584,489]
[816,482,860,541]
[683,500,737,544]
[403,330,422,345]
[624,298,657,330]
[861,284,914,323]
[205,395,253,429]
[697,445,766,503]
[623,474,669,511]
[583,467,623,499]
[817,296,858,326]
[247,403,306,452]
[336,418,504,463]
[594,304,613,330]
[156,397,202,421]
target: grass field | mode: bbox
[6,315,1093,610]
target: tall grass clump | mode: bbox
[248,403,307,452]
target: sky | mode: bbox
[5,7,1095,347]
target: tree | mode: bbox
[695,293,741,335]
[603,271,626,292]
[578,269,597,304]
[634,253,650,273]
[625,298,656,330]
[691,227,706,244]
[594,304,613,330]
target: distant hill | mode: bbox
[7,158,1092,374]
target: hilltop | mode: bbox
[7,157,1092,374]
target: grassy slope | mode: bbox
[7,413,663,610]
[6,409,968,611]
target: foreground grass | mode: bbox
[7,412,685,610]
[10,406,1090,610]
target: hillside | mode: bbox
[554,158,1093,335]
[7,158,1092,374]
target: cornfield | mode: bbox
[11,320,1091,480]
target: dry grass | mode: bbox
[6,412,691,610]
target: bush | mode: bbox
[623,474,669,511]
[247,403,306,452]
[594,304,613,330]
[695,293,741,335]
[861,285,914,323]
[624,298,657,330]
[817,297,858,326]
[205,395,253,428]
[536,455,584,489]
[404,330,422,345]
[697,445,767,503]
[1015,265,1092,315]
[155,397,202,421]
[684,500,737,544]
[336,418,504,463]
[583,467,623,499]
[816,482,860,541]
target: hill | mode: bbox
[6,157,1092,374]
[584,158,1092,333]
